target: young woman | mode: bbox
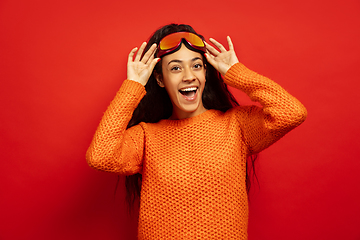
[86,23,307,239]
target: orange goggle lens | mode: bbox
[157,32,205,58]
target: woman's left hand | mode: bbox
[205,36,239,76]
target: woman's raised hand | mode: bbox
[127,42,160,86]
[205,36,239,76]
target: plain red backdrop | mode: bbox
[1,0,359,239]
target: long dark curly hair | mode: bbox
[121,23,257,210]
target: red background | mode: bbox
[1,0,360,239]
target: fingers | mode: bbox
[206,36,235,55]
[144,44,160,72]
[141,43,157,64]
[205,51,216,66]
[128,47,138,63]
[149,58,161,72]
[129,42,158,65]
[205,41,220,56]
[134,42,147,62]
[227,36,234,50]
[209,37,227,52]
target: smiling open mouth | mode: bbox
[179,87,198,98]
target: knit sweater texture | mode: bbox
[86,63,307,239]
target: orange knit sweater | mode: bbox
[86,63,307,239]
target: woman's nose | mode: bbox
[183,68,196,82]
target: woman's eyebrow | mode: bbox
[168,59,182,65]
[192,57,202,61]
[168,57,202,65]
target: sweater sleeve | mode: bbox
[86,80,146,175]
[224,63,307,154]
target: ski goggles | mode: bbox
[157,32,206,58]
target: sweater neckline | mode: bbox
[158,109,221,127]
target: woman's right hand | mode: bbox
[127,42,160,86]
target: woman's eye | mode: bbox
[194,63,203,69]
[171,66,181,71]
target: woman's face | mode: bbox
[157,44,207,120]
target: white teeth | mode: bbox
[180,87,197,92]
